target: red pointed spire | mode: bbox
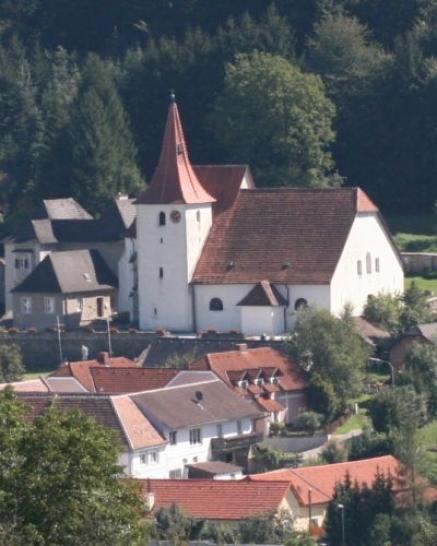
[138,97,215,205]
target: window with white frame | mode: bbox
[44,296,55,314]
[14,256,30,271]
[357,260,363,275]
[169,431,177,445]
[189,428,202,445]
[237,420,243,435]
[375,257,380,272]
[216,423,223,438]
[169,469,182,479]
[20,296,32,314]
[140,451,159,465]
[139,454,147,464]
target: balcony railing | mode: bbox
[211,432,263,452]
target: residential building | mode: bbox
[189,344,308,425]
[3,196,135,315]
[17,374,264,479]
[125,98,404,335]
[249,455,404,531]
[11,249,117,329]
[390,322,437,369]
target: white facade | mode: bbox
[330,213,404,316]
[121,417,253,479]
[240,306,285,336]
[136,203,212,331]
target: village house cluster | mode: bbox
[2,99,427,538]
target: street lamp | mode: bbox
[337,503,345,546]
[368,357,395,386]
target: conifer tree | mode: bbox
[64,54,143,213]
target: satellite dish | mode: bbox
[195,391,203,402]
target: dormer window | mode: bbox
[238,379,249,389]
[255,378,264,387]
[159,212,166,226]
[270,376,279,385]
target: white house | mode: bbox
[123,98,404,335]
[17,374,263,479]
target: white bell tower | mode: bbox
[136,95,215,332]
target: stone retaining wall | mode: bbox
[402,252,437,274]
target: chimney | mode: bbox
[236,343,248,352]
[97,352,110,366]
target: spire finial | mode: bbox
[170,89,176,103]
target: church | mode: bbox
[118,98,404,335]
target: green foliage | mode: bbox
[0,389,148,545]
[238,510,295,545]
[253,445,303,471]
[294,411,324,434]
[154,504,193,545]
[347,428,393,461]
[325,469,395,546]
[289,307,370,420]
[404,342,437,416]
[0,344,24,382]
[210,51,339,188]
[321,440,348,463]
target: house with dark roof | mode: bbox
[125,97,404,335]
[189,345,308,427]
[4,195,135,317]
[11,249,117,328]
[390,321,437,369]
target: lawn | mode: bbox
[417,420,437,485]
[334,413,370,435]
[23,367,54,380]
[386,212,437,253]
[405,274,437,293]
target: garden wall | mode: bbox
[401,252,437,274]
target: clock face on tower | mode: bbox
[170,210,181,223]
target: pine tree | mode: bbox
[64,54,143,213]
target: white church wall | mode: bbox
[330,213,404,316]
[285,285,331,329]
[194,284,252,333]
[240,306,285,336]
[118,238,135,316]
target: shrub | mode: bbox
[269,421,286,436]
[295,411,324,434]
[321,440,348,463]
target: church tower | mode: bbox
[136,96,215,331]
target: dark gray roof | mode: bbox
[39,198,93,220]
[12,249,117,294]
[11,198,135,244]
[132,379,263,430]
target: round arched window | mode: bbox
[159,212,166,226]
[294,298,308,311]
[209,298,224,311]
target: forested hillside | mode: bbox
[1,0,436,232]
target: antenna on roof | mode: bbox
[170,89,176,103]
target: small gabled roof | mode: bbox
[12,249,117,295]
[39,198,93,220]
[141,479,291,520]
[138,100,215,205]
[415,322,437,343]
[238,281,288,307]
[132,379,263,430]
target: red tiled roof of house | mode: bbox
[138,100,215,205]
[189,346,307,392]
[193,187,377,285]
[249,455,403,506]
[256,396,284,413]
[91,367,179,394]
[356,188,378,212]
[112,395,166,449]
[141,479,291,520]
[49,354,137,392]
[238,280,288,307]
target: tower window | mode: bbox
[159,212,166,226]
[357,260,363,275]
[375,257,380,272]
[159,267,164,279]
[196,210,201,222]
[209,298,223,311]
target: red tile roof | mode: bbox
[142,479,291,520]
[238,280,288,307]
[256,396,284,413]
[189,346,307,393]
[193,165,248,215]
[193,187,377,285]
[49,356,137,392]
[91,367,179,394]
[138,100,215,205]
[249,455,403,506]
